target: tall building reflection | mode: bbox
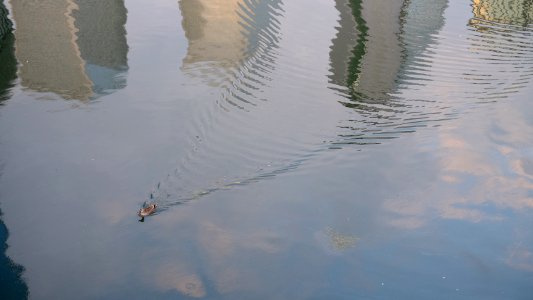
[330,0,448,104]
[329,0,404,103]
[179,0,282,90]
[328,0,357,90]
[348,0,404,102]
[0,0,16,104]
[9,0,129,101]
[180,0,247,69]
[73,1,128,97]
[398,0,448,69]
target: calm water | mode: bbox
[0,0,533,299]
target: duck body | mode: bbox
[138,203,157,221]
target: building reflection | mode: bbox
[0,0,16,104]
[180,0,248,70]
[331,0,532,104]
[328,0,358,90]
[9,0,128,101]
[330,0,448,104]
[471,0,533,26]
[179,0,282,91]
[328,0,448,147]
[467,0,533,101]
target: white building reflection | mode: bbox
[9,0,128,101]
[179,0,282,89]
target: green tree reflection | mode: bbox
[0,1,16,104]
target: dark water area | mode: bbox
[0,209,29,299]
[0,0,533,299]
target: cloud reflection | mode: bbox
[153,265,207,298]
[381,7,533,226]
[384,105,533,229]
[142,212,285,297]
[506,242,533,272]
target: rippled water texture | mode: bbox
[0,0,532,299]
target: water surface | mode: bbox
[0,0,533,299]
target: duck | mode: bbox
[138,203,157,222]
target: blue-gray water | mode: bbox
[1,0,533,299]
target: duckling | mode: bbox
[138,203,157,222]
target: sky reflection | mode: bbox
[0,0,532,299]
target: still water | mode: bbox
[0,0,533,299]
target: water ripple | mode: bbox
[330,0,533,147]
[147,0,533,215]
[147,0,288,209]
[180,0,282,109]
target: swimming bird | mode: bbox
[138,203,157,222]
